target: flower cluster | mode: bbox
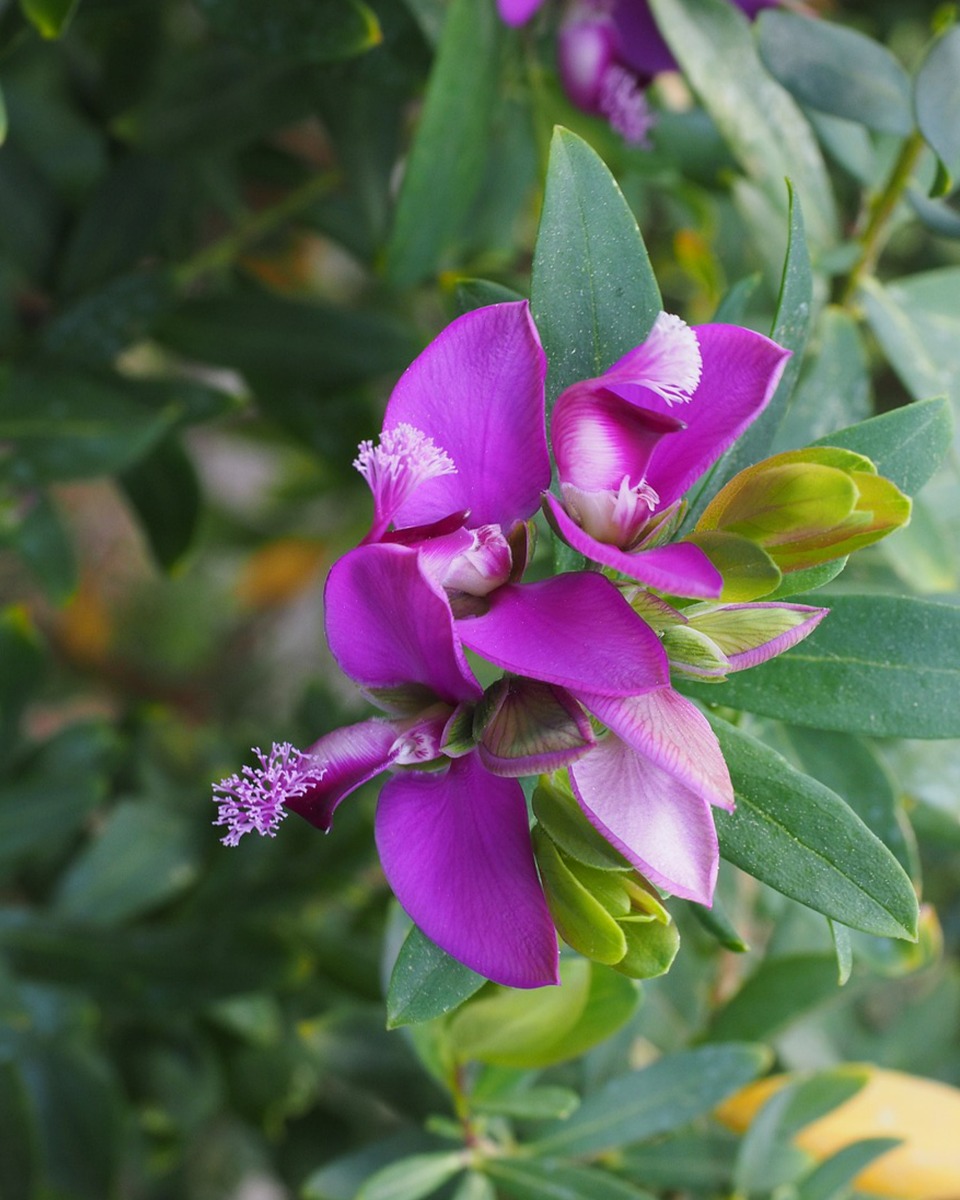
[498,0,779,145]
[213,301,909,989]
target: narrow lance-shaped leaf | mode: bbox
[386,925,485,1029]
[384,0,500,287]
[915,26,960,192]
[531,127,661,409]
[706,715,919,940]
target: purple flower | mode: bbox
[353,300,549,605]
[498,0,779,143]
[543,311,791,597]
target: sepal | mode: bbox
[474,677,595,777]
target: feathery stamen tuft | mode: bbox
[213,742,325,846]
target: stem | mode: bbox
[839,129,926,307]
[174,170,340,288]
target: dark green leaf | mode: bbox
[0,1061,38,1200]
[531,128,661,409]
[120,436,202,571]
[19,1044,120,1200]
[758,10,913,135]
[485,1160,656,1200]
[18,0,80,38]
[196,0,381,61]
[915,26,960,187]
[648,0,836,249]
[386,925,485,1028]
[812,396,953,498]
[154,292,418,389]
[42,269,175,367]
[8,492,77,603]
[782,727,917,880]
[706,954,841,1043]
[384,0,500,287]
[691,594,960,740]
[456,278,524,314]
[794,1138,901,1200]
[707,716,919,939]
[53,801,201,925]
[528,1043,771,1158]
[0,607,45,738]
[617,1131,738,1189]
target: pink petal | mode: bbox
[383,302,549,530]
[375,755,560,988]
[457,573,669,697]
[543,493,723,597]
[629,324,791,509]
[285,719,402,832]
[569,735,720,905]
[551,386,685,492]
[324,543,481,704]
[576,688,735,811]
[602,312,703,406]
[497,0,544,23]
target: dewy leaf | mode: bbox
[528,1043,771,1158]
[386,925,485,1028]
[648,0,837,251]
[758,10,913,135]
[815,397,953,498]
[915,26,960,189]
[706,716,919,941]
[689,594,960,740]
[485,1159,656,1200]
[530,128,661,410]
[384,0,500,287]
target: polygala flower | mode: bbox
[498,0,780,143]
[543,311,791,597]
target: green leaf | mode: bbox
[915,26,960,188]
[0,1061,38,1200]
[706,716,919,940]
[18,0,80,38]
[859,270,960,404]
[8,492,77,603]
[734,1068,869,1195]
[757,10,913,135]
[196,0,381,61]
[775,306,871,451]
[546,964,639,1062]
[456,278,525,313]
[615,914,680,981]
[530,127,661,409]
[617,1131,738,1189]
[485,1160,656,1200]
[812,397,953,498]
[42,269,175,368]
[648,0,836,251]
[533,830,627,965]
[386,925,485,1028]
[830,920,854,986]
[154,292,418,390]
[706,954,841,1043]
[0,368,180,483]
[0,607,45,737]
[690,594,960,740]
[532,777,631,871]
[793,1138,901,1200]
[384,0,500,287]
[473,1087,580,1121]
[782,727,917,881]
[119,436,201,571]
[53,801,201,925]
[356,1152,466,1200]
[762,557,847,602]
[528,1043,771,1158]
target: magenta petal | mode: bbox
[383,302,549,529]
[375,755,560,988]
[543,494,723,597]
[635,325,791,508]
[285,720,400,831]
[324,543,481,704]
[497,0,545,23]
[458,573,668,696]
[575,688,734,812]
[569,736,719,905]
